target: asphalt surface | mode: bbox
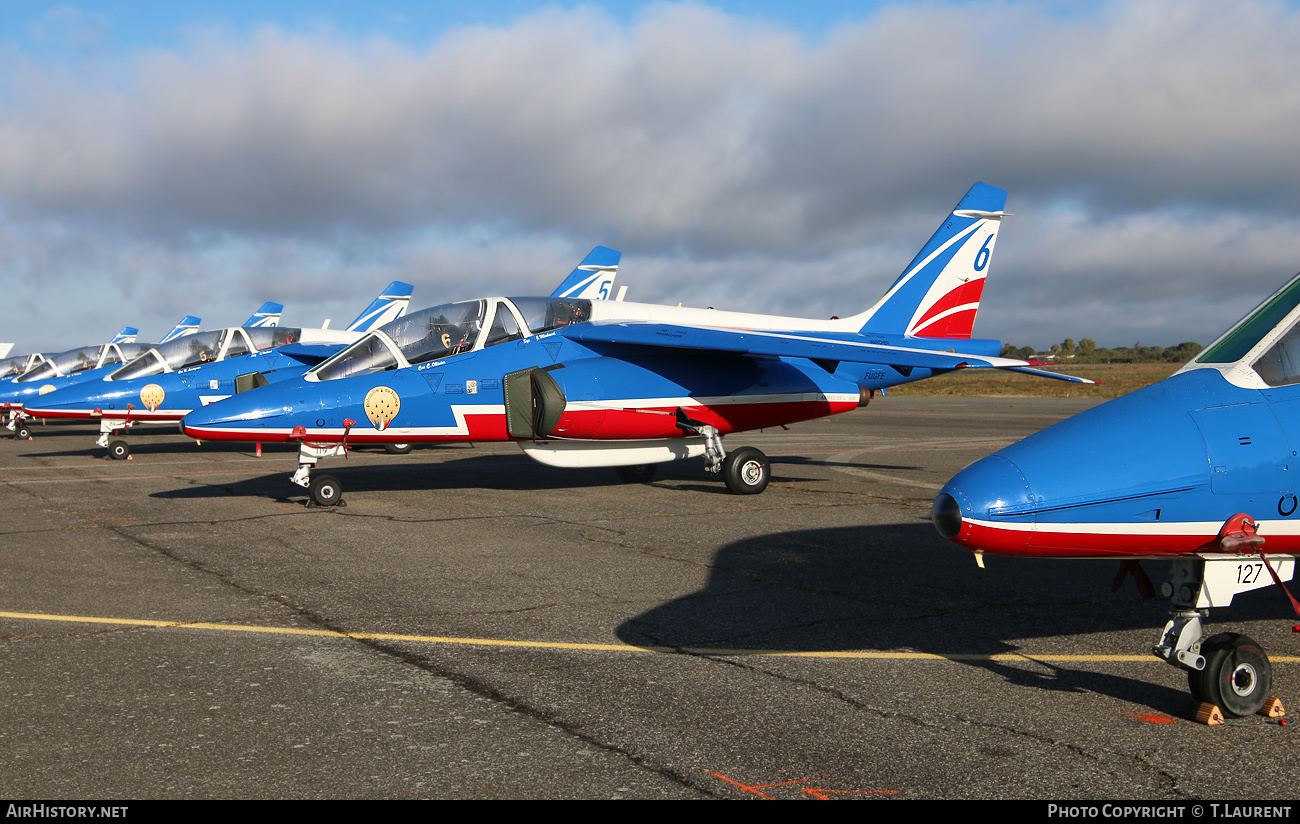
[2,397,1299,800]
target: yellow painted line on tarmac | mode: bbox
[7,610,1300,662]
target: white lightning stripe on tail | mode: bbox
[912,302,982,331]
[870,222,983,313]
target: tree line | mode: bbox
[1000,339,1203,363]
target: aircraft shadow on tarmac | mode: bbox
[614,521,1286,715]
[767,454,920,471]
[147,451,857,500]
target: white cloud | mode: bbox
[3,0,1300,351]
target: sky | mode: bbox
[3,0,1299,353]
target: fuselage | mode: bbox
[181,295,998,446]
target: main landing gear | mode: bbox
[1153,515,1293,720]
[612,419,772,495]
[691,422,771,495]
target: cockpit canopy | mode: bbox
[1192,273,1300,387]
[0,355,33,381]
[311,297,591,382]
[108,327,303,381]
[17,343,150,383]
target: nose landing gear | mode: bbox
[1154,516,1293,722]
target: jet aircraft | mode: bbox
[933,272,1300,718]
[1,317,204,439]
[26,284,413,458]
[181,183,1091,507]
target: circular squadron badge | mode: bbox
[364,386,400,431]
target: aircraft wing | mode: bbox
[563,321,1095,383]
[275,343,347,365]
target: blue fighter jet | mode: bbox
[1,316,204,439]
[933,272,1300,718]
[26,285,412,459]
[181,183,1091,507]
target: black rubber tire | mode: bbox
[15,425,31,440]
[382,443,413,455]
[107,440,130,460]
[722,447,770,495]
[309,475,342,507]
[1188,632,1272,717]
[615,464,657,483]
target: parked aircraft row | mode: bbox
[6,180,1298,721]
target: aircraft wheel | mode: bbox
[15,424,31,440]
[615,464,657,483]
[1188,632,1272,716]
[107,440,130,461]
[382,443,413,455]
[309,474,342,507]
[722,447,770,495]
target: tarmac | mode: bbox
[2,396,1298,800]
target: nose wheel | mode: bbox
[291,436,350,507]
[107,439,131,460]
[1187,632,1273,717]
[309,474,342,507]
[1155,544,1290,721]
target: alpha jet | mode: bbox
[1,317,205,439]
[933,272,1300,718]
[182,183,1091,507]
[26,285,412,459]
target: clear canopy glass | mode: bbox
[110,330,229,381]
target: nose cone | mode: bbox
[932,369,1226,559]
[182,391,273,434]
[931,493,962,541]
[182,377,310,441]
[934,455,1036,555]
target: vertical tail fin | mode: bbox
[243,302,284,328]
[345,282,414,332]
[110,327,139,345]
[159,316,202,343]
[852,183,1007,339]
[550,247,621,300]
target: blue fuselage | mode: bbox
[27,348,323,423]
[935,368,1300,558]
[182,333,884,445]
